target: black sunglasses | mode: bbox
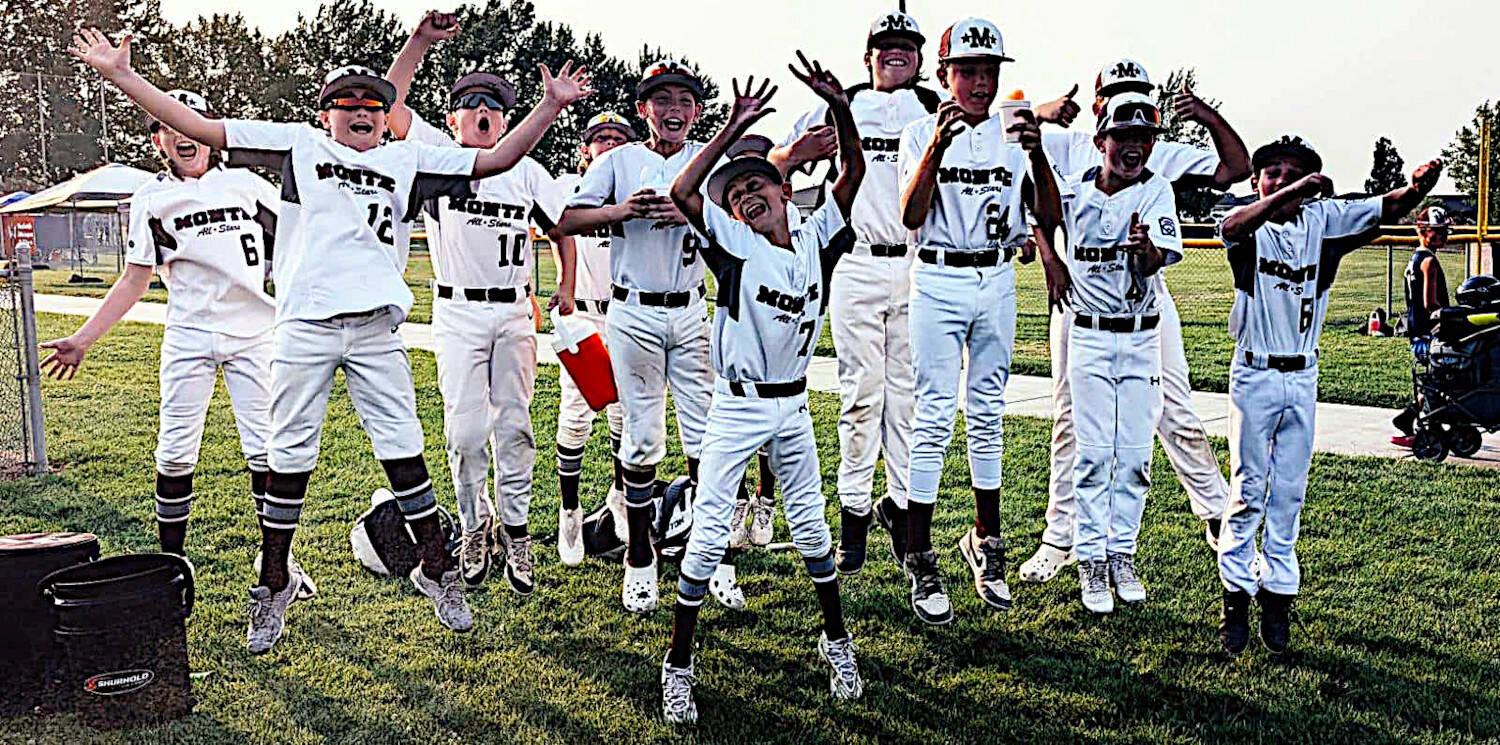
[453,92,508,111]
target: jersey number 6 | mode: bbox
[239,233,260,267]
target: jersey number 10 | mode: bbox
[498,233,528,268]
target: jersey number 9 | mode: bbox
[682,234,703,267]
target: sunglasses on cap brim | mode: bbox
[452,92,509,111]
[1102,102,1162,130]
[324,97,389,112]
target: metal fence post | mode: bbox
[1385,244,1393,318]
[16,244,47,474]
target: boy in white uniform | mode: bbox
[1037,94,1183,613]
[40,91,315,598]
[553,112,634,566]
[70,27,592,652]
[769,11,941,573]
[385,12,578,594]
[1216,137,1440,656]
[661,58,866,724]
[897,18,1060,625]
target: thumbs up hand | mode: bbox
[1036,83,1081,128]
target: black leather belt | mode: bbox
[1074,313,1161,333]
[329,308,382,320]
[575,298,610,314]
[727,378,807,398]
[436,284,529,303]
[865,243,908,258]
[1245,351,1314,372]
[917,246,1013,267]
[612,284,706,308]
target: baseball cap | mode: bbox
[937,18,1012,63]
[1416,206,1451,227]
[1097,92,1164,134]
[1252,134,1323,173]
[707,156,783,211]
[449,72,516,111]
[148,89,215,132]
[727,134,775,160]
[1095,59,1153,97]
[319,65,397,108]
[868,12,925,48]
[582,112,636,143]
[636,59,705,102]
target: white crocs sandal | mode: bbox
[709,563,746,610]
[622,559,659,614]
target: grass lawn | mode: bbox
[2,312,1497,744]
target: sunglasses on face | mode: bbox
[453,92,508,111]
[324,97,388,112]
[1104,102,1162,128]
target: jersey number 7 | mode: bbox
[797,320,816,357]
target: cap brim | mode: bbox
[635,74,705,101]
[1252,144,1323,173]
[320,74,397,107]
[939,52,1014,63]
[1097,82,1154,98]
[583,121,636,142]
[869,30,926,47]
[707,158,783,210]
[1098,122,1165,135]
[450,73,517,110]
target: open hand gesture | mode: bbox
[1411,159,1443,193]
[729,76,778,131]
[540,61,595,109]
[69,28,133,79]
[1035,84,1081,128]
[39,336,89,380]
[788,51,845,107]
[416,11,460,42]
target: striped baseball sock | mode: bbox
[380,456,450,578]
[259,470,311,592]
[668,573,709,668]
[622,465,657,568]
[556,442,586,511]
[804,549,847,641]
[154,471,194,555]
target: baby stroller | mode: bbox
[1408,275,1500,461]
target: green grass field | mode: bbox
[3,312,1498,744]
[34,242,1442,408]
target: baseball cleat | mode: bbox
[835,507,873,575]
[729,497,751,548]
[1220,589,1252,656]
[957,527,1012,610]
[903,550,952,625]
[1257,590,1295,656]
[501,531,535,596]
[410,566,474,632]
[1108,553,1147,604]
[245,560,306,655]
[660,654,698,724]
[872,497,910,567]
[1019,542,1076,583]
[749,495,775,546]
[460,516,493,587]
[558,506,585,567]
[818,632,863,700]
[622,558,659,614]
[1078,559,1114,614]
[709,562,746,610]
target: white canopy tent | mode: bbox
[0,164,153,277]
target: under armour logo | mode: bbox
[961,26,997,49]
[1149,376,1160,386]
[881,14,913,31]
[1112,62,1141,79]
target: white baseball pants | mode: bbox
[605,299,713,469]
[155,326,272,476]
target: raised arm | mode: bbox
[70,29,226,149]
[1384,159,1443,221]
[386,11,459,139]
[670,76,778,234]
[1220,172,1331,244]
[901,101,965,230]
[472,62,594,179]
[788,52,862,218]
[1014,110,1060,236]
[1174,87,1250,188]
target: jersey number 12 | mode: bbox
[366,203,395,246]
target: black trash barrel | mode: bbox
[38,553,195,726]
[0,532,99,715]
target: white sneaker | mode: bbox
[709,563,745,610]
[1108,553,1147,604]
[660,655,698,724]
[607,487,629,543]
[818,632,863,700]
[1078,559,1114,614]
[460,516,493,587]
[246,560,306,654]
[1019,543,1076,583]
[729,498,751,548]
[558,506,584,567]
[748,496,775,546]
[622,558,658,614]
[410,566,474,632]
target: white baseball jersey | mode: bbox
[223,120,477,324]
[783,87,935,247]
[125,167,278,337]
[1059,168,1183,317]
[567,141,709,293]
[407,114,565,288]
[698,200,846,383]
[899,114,1032,251]
[1223,196,1382,355]
[1042,132,1218,186]
[556,172,613,301]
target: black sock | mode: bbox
[610,434,624,492]
[974,487,1001,538]
[504,522,528,539]
[757,450,775,499]
[258,470,310,591]
[557,442,585,511]
[623,465,657,568]
[259,528,294,592]
[668,574,708,668]
[380,456,451,579]
[154,470,193,555]
[907,501,935,555]
[686,456,700,486]
[804,549,847,640]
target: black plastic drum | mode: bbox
[0,532,99,715]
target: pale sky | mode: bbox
[162,0,1497,193]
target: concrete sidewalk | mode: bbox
[34,293,1500,467]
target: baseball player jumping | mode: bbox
[1216,136,1440,656]
[559,60,748,613]
[897,18,1060,625]
[769,10,941,574]
[39,90,317,597]
[385,12,578,595]
[1021,59,1252,586]
[1035,93,1184,613]
[553,111,634,566]
[661,56,866,723]
[70,27,592,651]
